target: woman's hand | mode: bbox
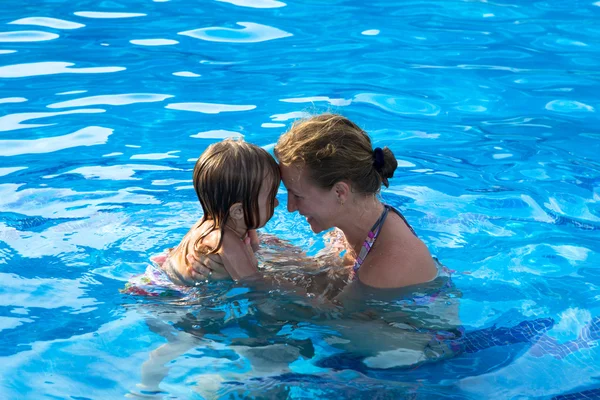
[173,230,259,281]
[248,229,260,252]
[219,228,260,281]
[185,251,230,281]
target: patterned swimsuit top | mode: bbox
[350,204,417,281]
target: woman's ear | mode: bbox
[229,202,244,221]
[333,181,350,205]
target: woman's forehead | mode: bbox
[280,164,303,182]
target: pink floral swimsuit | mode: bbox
[349,205,417,281]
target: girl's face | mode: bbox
[256,174,279,229]
[280,163,340,233]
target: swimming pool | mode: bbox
[1,0,599,398]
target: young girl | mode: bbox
[122,138,280,296]
[161,138,280,284]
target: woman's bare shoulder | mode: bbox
[358,213,437,288]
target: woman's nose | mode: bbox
[287,195,296,212]
[274,197,280,208]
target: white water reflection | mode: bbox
[0,109,105,132]
[280,96,352,106]
[0,316,33,332]
[0,62,125,78]
[270,111,310,121]
[152,179,189,186]
[216,0,286,8]
[545,100,595,113]
[130,151,180,160]
[73,11,146,18]
[190,130,243,139]
[0,126,113,157]
[56,164,181,180]
[0,167,27,177]
[261,123,285,128]
[56,90,87,95]
[48,93,173,109]
[179,22,291,43]
[8,17,85,30]
[0,30,59,42]
[130,39,179,46]
[173,71,201,77]
[361,29,380,36]
[0,97,27,104]
[0,50,17,54]
[166,102,255,114]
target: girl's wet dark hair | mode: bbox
[274,113,398,193]
[191,138,280,253]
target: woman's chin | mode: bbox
[307,219,326,234]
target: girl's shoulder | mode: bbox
[187,221,220,254]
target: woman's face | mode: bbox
[279,163,339,233]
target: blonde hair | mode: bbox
[190,139,280,253]
[274,113,397,193]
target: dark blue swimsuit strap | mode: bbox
[386,205,418,237]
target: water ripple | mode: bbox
[8,17,85,30]
[0,185,160,219]
[0,50,17,54]
[0,109,105,132]
[179,22,292,43]
[73,11,146,19]
[0,30,59,42]
[0,62,125,78]
[47,93,174,109]
[0,126,113,157]
[0,273,97,309]
[166,102,256,114]
[216,0,286,8]
[354,93,441,116]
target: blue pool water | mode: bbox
[1,0,599,398]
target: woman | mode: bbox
[181,113,439,290]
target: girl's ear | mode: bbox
[229,202,244,221]
[333,181,350,204]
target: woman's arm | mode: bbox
[218,229,261,281]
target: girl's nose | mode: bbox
[274,197,279,208]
